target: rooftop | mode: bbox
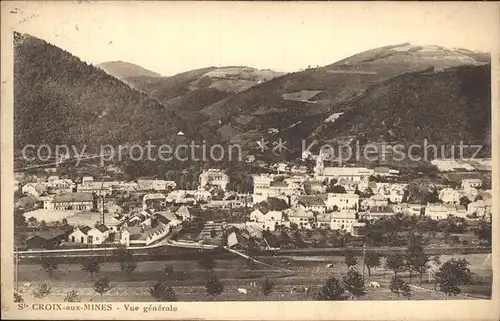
[54,192,93,203]
[298,195,326,207]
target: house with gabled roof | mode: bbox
[296,195,326,213]
[227,231,249,250]
[146,224,171,246]
[155,211,181,227]
[53,192,94,211]
[26,228,67,249]
[285,206,315,229]
[69,226,91,244]
[87,224,110,245]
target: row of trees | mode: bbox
[341,232,473,297]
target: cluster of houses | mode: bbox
[427,178,492,220]
[15,158,493,250]
[242,154,492,236]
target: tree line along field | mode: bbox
[16,251,491,302]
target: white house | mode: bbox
[82,176,94,185]
[389,189,404,204]
[359,206,395,220]
[143,193,167,210]
[155,211,182,227]
[49,178,75,193]
[145,224,171,246]
[425,203,467,220]
[120,228,131,246]
[249,209,282,231]
[438,188,460,204]
[252,174,273,202]
[314,157,373,183]
[330,210,359,233]
[137,179,176,192]
[68,226,91,243]
[199,169,229,190]
[393,203,423,216]
[325,193,359,211]
[261,210,283,231]
[285,207,315,229]
[467,199,492,218]
[53,192,93,211]
[86,224,110,245]
[22,183,47,198]
[37,196,54,210]
[250,209,266,222]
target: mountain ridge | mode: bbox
[98,61,162,79]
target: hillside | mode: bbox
[123,66,285,137]
[193,43,491,152]
[97,61,161,79]
[312,64,492,157]
[14,32,181,152]
[13,35,492,162]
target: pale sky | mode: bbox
[4,1,499,76]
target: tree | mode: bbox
[317,277,346,300]
[39,220,49,231]
[405,233,426,283]
[148,281,178,301]
[390,276,411,299]
[41,258,59,278]
[365,251,381,277]
[112,245,132,261]
[326,184,346,194]
[459,196,471,209]
[81,260,100,281]
[474,221,492,245]
[205,275,224,298]
[121,260,138,277]
[14,292,24,303]
[262,277,274,297]
[93,277,112,296]
[115,246,138,276]
[342,270,366,299]
[32,283,51,299]
[429,256,442,290]
[344,250,358,268]
[435,258,472,297]
[385,253,406,278]
[64,290,81,302]
[198,256,216,270]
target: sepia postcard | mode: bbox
[1,1,499,320]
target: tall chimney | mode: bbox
[101,194,105,225]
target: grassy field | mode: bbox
[16,253,491,302]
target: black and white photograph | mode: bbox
[1,1,499,320]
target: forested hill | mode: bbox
[312,64,492,156]
[13,32,181,152]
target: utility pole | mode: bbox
[15,246,19,292]
[362,241,366,279]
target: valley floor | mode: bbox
[16,253,491,302]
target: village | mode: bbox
[14,152,492,253]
